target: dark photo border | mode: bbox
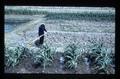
[1,0,118,79]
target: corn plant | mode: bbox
[5,45,26,67]
[63,43,82,70]
[88,41,115,74]
[94,48,114,74]
[31,44,54,72]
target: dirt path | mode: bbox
[13,18,45,34]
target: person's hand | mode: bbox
[44,32,47,35]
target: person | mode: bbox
[38,24,47,45]
[34,24,47,47]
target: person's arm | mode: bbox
[44,28,47,32]
[38,28,40,36]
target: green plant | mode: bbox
[64,43,82,69]
[31,44,54,71]
[94,48,114,74]
[88,41,115,74]
[5,45,26,67]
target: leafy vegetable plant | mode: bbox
[31,44,54,72]
[87,41,115,74]
[64,43,82,70]
[5,45,26,67]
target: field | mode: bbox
[4,6,115,74]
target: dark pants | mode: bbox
[35,36,44,47]
[39,36,44,45]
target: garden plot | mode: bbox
[45,31,115,49]
[5,18,115,74]
[4,6,115,74]
[45,20,115,33]
[5,16,115,49]
[5,30,115,54]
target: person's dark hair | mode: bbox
[40,24,45,29]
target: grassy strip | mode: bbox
[5,9,48,15]
[5,8,115,21]
[45,12,115,21]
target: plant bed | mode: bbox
[62,43,84,73]
[84,40,115,74]
[30,44,55,72]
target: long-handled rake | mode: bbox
[27,34,45,47]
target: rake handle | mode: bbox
[32,34,44,43]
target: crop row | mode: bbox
[5,9,48,15]
[5,41,115,74]
[45,12,115,21]
[5,8,115,21]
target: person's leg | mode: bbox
[39,36,44,45]
[35,39,40,47]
